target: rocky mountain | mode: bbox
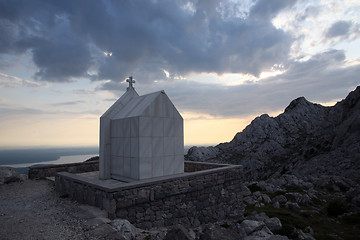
[186,86,360,181]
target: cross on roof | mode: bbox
[126,76,135,89]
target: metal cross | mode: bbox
[126,76,135,89]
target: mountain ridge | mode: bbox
[186,86,360,181]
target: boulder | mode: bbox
[273,201,280,208]
[265,217,282,233]
[303,226,314,235]
[186,146,220,162]
[245,226,273,240]
[0,167,28,184]
[111,219,139,240]
[351,195,360,207]
[272,195,287,204]
[258,181,276,194]
[314,176,354,192]
[198,223,240,240]
[346,186,360,203]
[243,196,257,206]
[285,202,300,210]
[285,193,310,205]
[165,224,194,240]
[296,229,316,240]
[268,235,289,240]
[239,220,265,235]
[246,212,269,222]
[241,186,252,196]
[262,194,272,204]
[281,175,313,190]
[253,191,262,198]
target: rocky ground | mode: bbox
[241,174,360,239]
[2,168,360,239]
[0,176,179,240]
[167,174,360,240]
[0,170,288,240]
[0,179,118,240]
[0,178,288,240]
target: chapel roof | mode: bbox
[101,87,139,119]
[112,90,182,119]
[101,77,182,120]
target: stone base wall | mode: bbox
[55,164,244,229]
[29,161,99,179]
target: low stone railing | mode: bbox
[29,161,99,179]
[29,160,225,179]
[184,161,228,172]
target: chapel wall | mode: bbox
[105,91,185,182]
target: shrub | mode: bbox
[220,223,230,228]
[248,184,262,193]
[326,198,348,217]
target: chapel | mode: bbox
[99,77,184,181]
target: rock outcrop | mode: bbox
[186,86,360,181]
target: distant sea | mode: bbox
[0,147,99,174]
[0,146,192,174]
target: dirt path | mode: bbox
[0,180,117,240]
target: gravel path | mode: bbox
[0,180,118,240]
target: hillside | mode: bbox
[186,86,360,181]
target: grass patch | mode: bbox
[283,187,307,193]
[341,213,360,225]
[326,198,349,217]
[245,204,309,238]
[244,200,360,240]
[267,190,286,199]
[220,223,230,228]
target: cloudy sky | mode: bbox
[0,0,359,148]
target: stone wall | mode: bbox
[29,161,99,179]
[55,164,244,229]
[29,161,224,179]
[184,161,228,172]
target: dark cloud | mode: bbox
[249,0,297,21]
[282,49,346,80]
[0,106,46,117]
[296,6,320,21]
[0,73,42,88]
[134,49,359,118]
[96,81,125,93]
[105,98,118,102]
[0,0,295,83]
[0,105,102,118]
[49,101,85,107]
[32,37,92,82]
[325,20,352,38]
[72,89,95,95]
[0,19,17,53]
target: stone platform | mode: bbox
[55,161,245,229]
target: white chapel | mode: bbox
[99,77,184,182]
